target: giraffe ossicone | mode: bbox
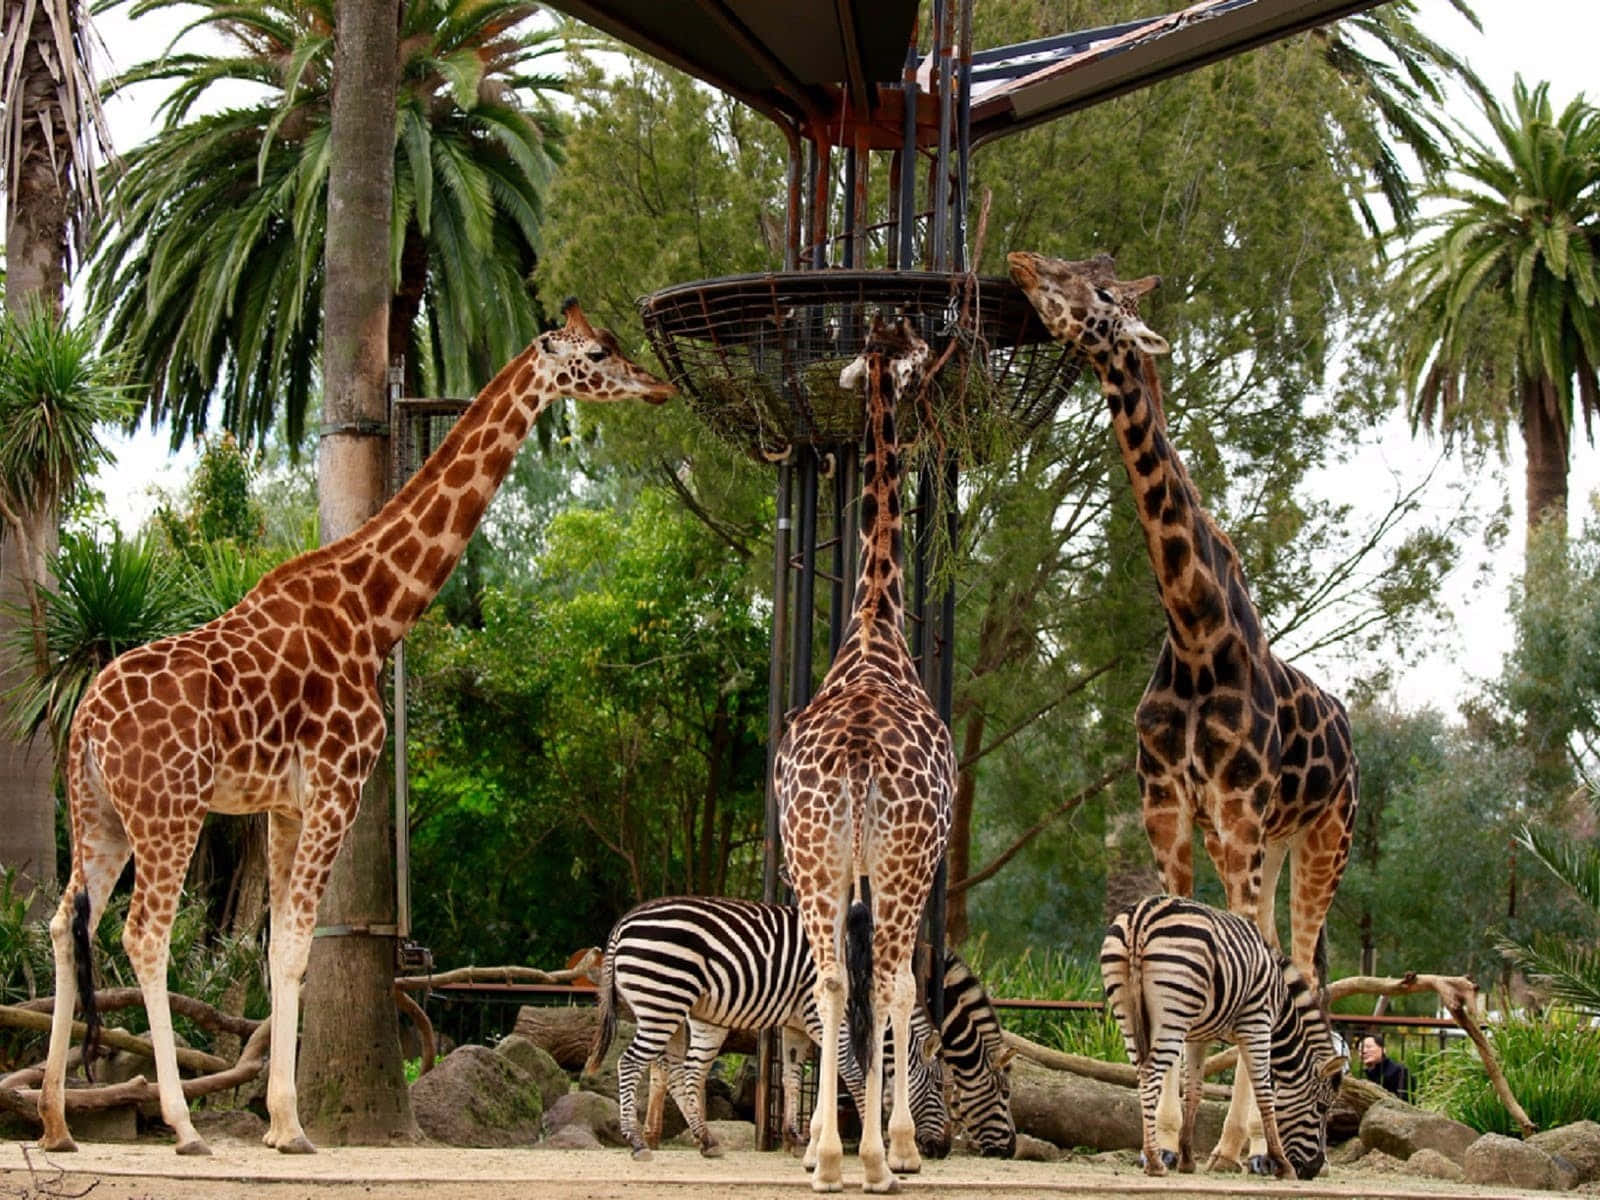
[778,312,954,1193]
[35,302,673,1157]
[1010,249,1357,1173]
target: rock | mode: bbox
[1012,1132,1063,1162]
[540,1123,602,1150]
[1010,1059,1226,1153]
[1531,1121,1600,1185]
[1359,1098,1478,1163]
[669,1119,755,1153]
[70,1105,138,1142]
[496,1035,571,1113]
[1464,1133,1561,1191]
[192,1108,268,1145]
[1404,1148,1465,1182]
[410,1044,544,1147]
[1328,1137,1368,1166]
[543,1090,625,1147]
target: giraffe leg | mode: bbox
[1177,1039,1207,1173]
[1290,792,1355,986]
[857,996,894,1193]
[121,813,208,1154]
[645,1056,669,1150]
[882,961,919,1177]
[38,811,129,1153]
[1207,1063,1251,1172]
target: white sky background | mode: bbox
[83,0,1600,717]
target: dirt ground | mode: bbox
[0,1138,1570,1200]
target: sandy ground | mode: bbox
[0,1139,1567,1200]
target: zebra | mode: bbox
[585,896,1014,1160]
[1100,894,1345,1181]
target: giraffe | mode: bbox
[776,314,954,1193]
[1009,250,1357,1172]
[36,300,674,1157]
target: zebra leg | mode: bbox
[1236,1028,1291,1179]
[1139,1036,1186,1176]
[617,1025,672,1160]
[679,1020,729,1157]
[780,1024,810,1157]
[1177,1040,1207,1173]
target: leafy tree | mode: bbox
[1394,78,1600,542]
[1500,806,1600,1016]
[89,0,567,450]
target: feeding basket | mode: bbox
[639,270,1083,462]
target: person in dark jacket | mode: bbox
[1359,1033,1412,1101]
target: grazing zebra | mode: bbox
[1100,895,1345,1180]
[586,896,1015,1160]
[930,949,1017,1158]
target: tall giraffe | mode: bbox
[1009,250,1357,1171]
[37,301,674,1157]
[776,315,954,1193]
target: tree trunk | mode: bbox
[1521,373,1569,539]
[945,708,984,944]
[296,0,415,1147]
[0,0,73,917]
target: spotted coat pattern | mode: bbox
[1010,250,1357,1169]
[36,301,675,1158]
[775,316,954,1193]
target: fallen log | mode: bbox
[11,989,259,1040]
[0,1021,270,1125]
[394,959,599,991]
[0,1004,230,1074]
[1001,1029,1232,1100]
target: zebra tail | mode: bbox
[71,889,101,1082]
[583,946,617,1077]
[846,899,874,1072]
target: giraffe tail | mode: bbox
[582,946,617,1078]
[846,897,874,1073]
[70,889,101,1081]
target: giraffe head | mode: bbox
[839,313,933,397]
[1007,251,1169,359]
[535,297,677,404]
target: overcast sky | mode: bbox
[83,0,1600,716]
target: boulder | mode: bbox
[1358,1099,1478,1164]
[1463,1132,1561,1191]
[496,1035,571,1113]
[669,1119,756,1153]
[1530,1120,1600,1185]
[542,1090,626,1147]
[541,1123,603,1150]
[410,1044,544,1147]
[1012,1133,1063,1162]
[1009,1060,1226,1153]
[1403,1148,1465,1182]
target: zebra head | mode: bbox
[939,952,1017,1158]
[1270,960,1346,1180]
[898,1009,954,1159]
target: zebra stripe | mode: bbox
[934,953,1015,1157]
[1101,895,1344,1181]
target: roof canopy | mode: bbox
[544,0,1387,146]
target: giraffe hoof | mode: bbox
[863,1174,902,1194]
[1206,1152,1243,1173]
[175,1138,213,1156]
[276,1135,316,1155]
[630,1147,653,1162]
[37,1135,78,1153]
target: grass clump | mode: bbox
[1415,1014,1600,1134]
[962,943,1126,1062]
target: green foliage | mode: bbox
[1416,1016,1600,1134]
[6,527,195,759]
[0,303,139,514]
[404,484,770,965]
[89,0,567,450]
[961,943,1124,1061]
[155,434,263,559]
[1499,806,1600,1016]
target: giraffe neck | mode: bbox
[1098,345,1253,656]
[839,354,911,663]
[293,342,551,655]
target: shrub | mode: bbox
[962,943,1125,1061]
[1415,1015,1600,1134]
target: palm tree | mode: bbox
[1500,814,1600,1017]
[1394,78,1600,542]
[0,306,134,901]
[0,0,115,910]
[89,0,565,450]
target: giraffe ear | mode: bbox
[840,354,868,391]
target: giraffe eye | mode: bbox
[586,347,608,362]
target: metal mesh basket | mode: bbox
[640,270,1082,461]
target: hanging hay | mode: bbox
[639,270,1084,465]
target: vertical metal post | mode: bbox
[932,0,954,271]
[927,453,959,1027]
[757,460,794,1151]
[899,45,918,271]
[954,0,974,270]
[829,451,848,658]
[790,451,820,709]
[388,361,411,940]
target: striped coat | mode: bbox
[1101,895,1345,1180]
